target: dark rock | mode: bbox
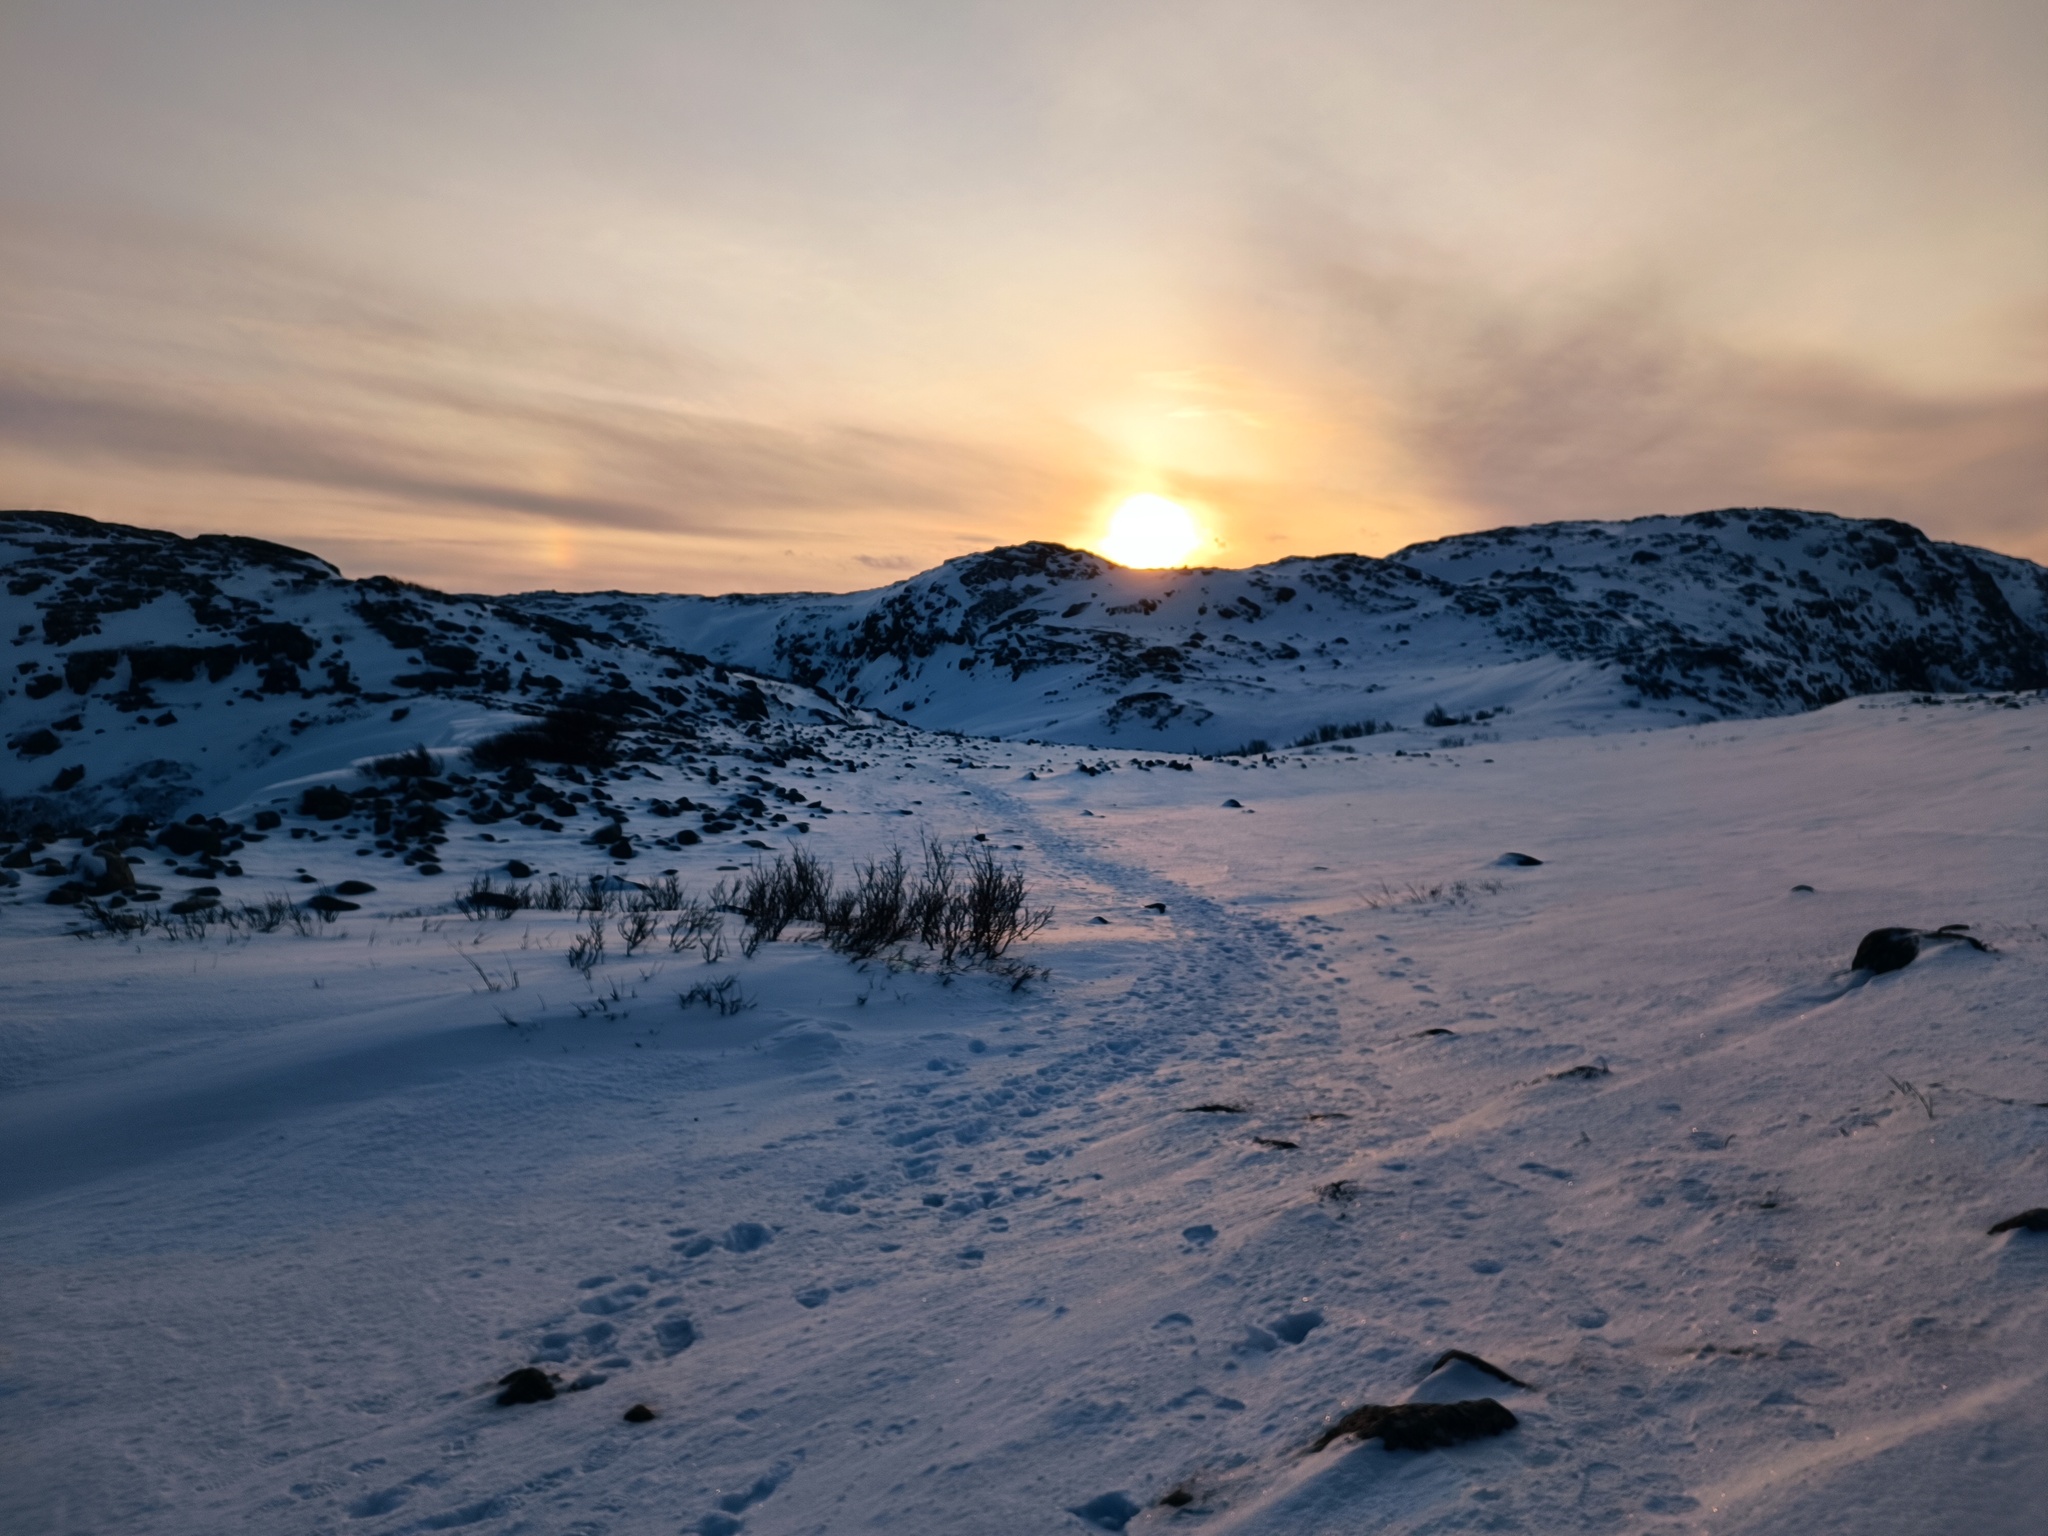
[253,809,283,831]
[1495,852,1543,866]
[304,894,360,914]
[334,880,376,896]
[1181,1103,1247,1114]
[1309,1397,1517,1453]
[623,1403,656,1423]
[48,763,85,792]
[1221,798,1243,808]
[505,860,534,878]
[1254,1137,1300,1150]
[1853,926,1991,974]
[12,728,62,759]
[46,881,88,905]
[1988,1208,2048,1235]
[417,863,443,876]
[1853,927,1921,973]
[168,894,219,915]
[495,1367,555,1406]
[156,822,222,857]
[1143,901,1166,912]
[1549,1061,1610,1081]
[298,785,354,820]
[1791,883,1815,892]
[609,839,635,859]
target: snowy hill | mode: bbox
[0,511,863,832]
[509,508,2048,752]
[4,505,2047,1532]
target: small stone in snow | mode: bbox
[1988,1208,2048,1235]
[495,1367,555,1406]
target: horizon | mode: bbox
[11,500,2038,602]
[3,3,2044,591]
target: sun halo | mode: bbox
[1099,494,1203,568]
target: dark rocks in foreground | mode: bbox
[1852,925,1990,975]
[495,1367,555,1406]
[1988,1208,2048,1235]
[1309,1397,1518,1453]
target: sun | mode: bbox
[1099,494,1203,568]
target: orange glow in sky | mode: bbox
[0,1,2041,591]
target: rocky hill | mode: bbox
[7,507,2044,832]
[0,511,863,833]
[509,508,2048,751]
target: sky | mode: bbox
[2,0,2044,594]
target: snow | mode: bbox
[5,690,2046,1534]
[509,509,2048,753]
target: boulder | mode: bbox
[1852,926,1990,975]
[495,1367,555,1406]
[298,785,354,821]
[1309,1397,1517,1453]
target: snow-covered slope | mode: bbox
[0,512,863,834]
[3,692,2044,1534]
[510,509,2048,752]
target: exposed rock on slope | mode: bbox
[509,508,2048,751]
[1,512,861,829]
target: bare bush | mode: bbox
[678,976,753,1015]
[616,908,657,956]
[458,873,528,919]
[665,900,723,961]
[713,839,1050,969]
[566,912,606,975]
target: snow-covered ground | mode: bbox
[4,691,2044,1534]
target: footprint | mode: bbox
[579,1283,648,1315]
[1268,1308,1323,1344]
[655,1315,698,1355]
[794,1287,829,1309]
[721,1222,774,1253]
[715,1461,791,1514]
[346,1486,410,1519]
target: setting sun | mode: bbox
[1099,493,1202,568]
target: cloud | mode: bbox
[1253,254,2048,560]
[0,217,1084,556]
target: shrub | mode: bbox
[1292,719,1393,747]
[566,912,605,975]
[721,840,1050,968]
[458,872,528,919]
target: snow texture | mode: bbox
[3,509,2047,1534]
